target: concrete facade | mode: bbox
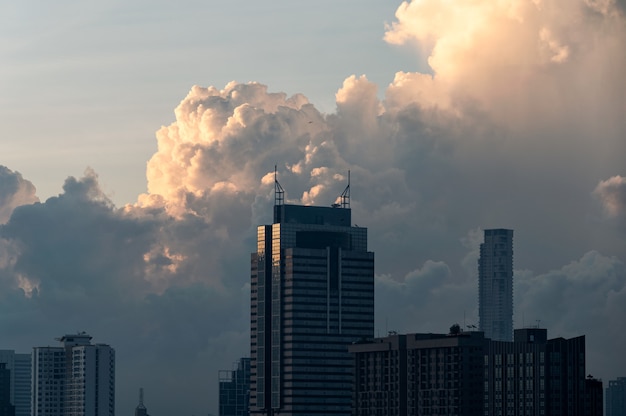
[32,333,115,416]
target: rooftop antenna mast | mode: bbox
[274,165,284,206]
[340,170,350,209]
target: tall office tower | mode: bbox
[0,351,31,416]
[607,377,626,416]
[250,175,375,416]
[0,363,15,416]
[32,333,115,416]
[219,358,250,416]
[478,229,514,341]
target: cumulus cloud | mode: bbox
[376,259,479,334]
[516,251,626,377]
[0,166,38,224]
[0,170,250,415]
[139,82,321,217]
[384,0,626,131]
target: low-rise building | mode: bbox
[349,327,484,416]
[350,327,597,416]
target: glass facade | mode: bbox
[219,358,251,416]
[250,204,374,416]
[0,351,31,416]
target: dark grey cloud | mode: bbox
[0,170,250,415]
[516,251,626,379]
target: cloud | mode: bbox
[516,251,626,377]
[139,82,320,218]
[0,166,39,225]
[383,0,626,131]
[375,259,479,334]
[0,170,250,415]
[593,175,626,225]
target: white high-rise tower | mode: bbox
[32,333,115,416]
[478,229,514,342]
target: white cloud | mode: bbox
[383,0,626,130]
[593,175,626,222]
[0,166,39,224]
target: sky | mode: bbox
[1,0,625,415]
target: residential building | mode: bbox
[485,328,587,416]
[0,351,30,416]
[219,358,250,416]
[349,328,485,416]
[32,333,115,416]
[351,328,594,416]
[250,175,375,415]
[607,377,626,416]
[478,229,514,342]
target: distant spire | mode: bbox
[135,388,147,416]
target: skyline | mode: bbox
[1,0,626,415]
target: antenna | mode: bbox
[340,170,350,209]
[274,165,284,206]
[139,388,144,406]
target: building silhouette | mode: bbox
[250,173,375,415]
[585,376,604,416]
[0,363,15,416]
[349,329,485,416]
[219,358,250,416]
[351,327,596,416]
[607,377,626,416]
[32,333,115,416]
[478,229,514,342]
[485,328,588,416]
[0,351,30,416]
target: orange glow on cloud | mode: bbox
[383,0,626,127]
